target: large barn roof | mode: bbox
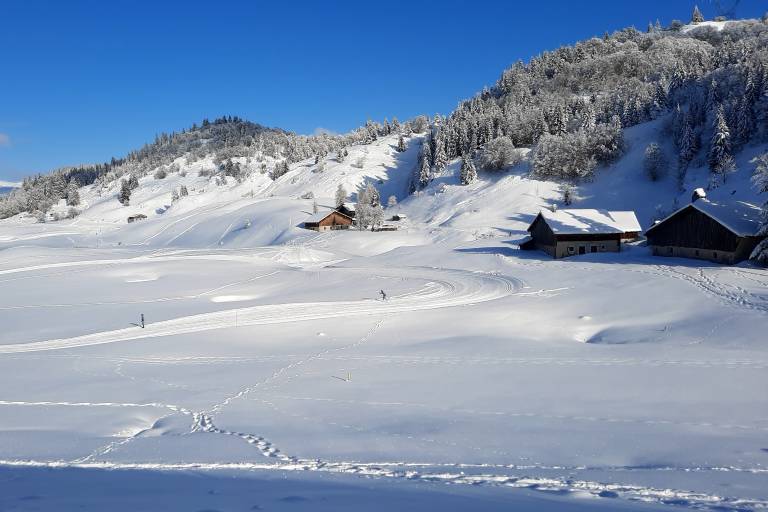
[646,199,762,237]
[533,209,641,235]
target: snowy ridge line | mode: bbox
[0,268,520,354]
[0,459,765,511]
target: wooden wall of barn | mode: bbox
[646,207,742,252]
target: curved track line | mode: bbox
[0,268,520,354]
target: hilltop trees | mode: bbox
[396,135,406,152]
[691,5,704,24]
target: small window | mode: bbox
[600,244,606,250]
[713,252,718,259]
[695,250,700,256]
[668,247,673,254]
[567,246,575,254]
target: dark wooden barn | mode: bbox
[303,209,354,232]
[520,208,641,259]
[645,198,763,264]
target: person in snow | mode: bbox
[380,290,387,301]
[140,313,145,328]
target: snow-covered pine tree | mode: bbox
[676,116,697,188]
[708,105,734,184]
[180,185,189,197]
[418,139,432,188]
[432,134,448,175]
[691,5,704,24]
[750,152,768,264]
[644,142,668,181]
[335,183,347,208]
[65,184,80,206]
[171,188,180,202]
[118,179,131,206]
[396,135,406,153]
[312,199,318,214]
[459,154,477,185]
[128,174,139,190]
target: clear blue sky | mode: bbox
[1,0,764,181]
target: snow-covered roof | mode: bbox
[533,209,641,235]
[342,202,356,211]
[305,210,335,223]
[648,199,762,237]
[305,209,352,224]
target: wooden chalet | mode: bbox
[645,197,763,264]
[303,209,354,232]
[521,208,641,259]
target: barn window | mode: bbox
[600,244,606,250]
[713,252,718,259]
[695,250,700,256]
[567,246,575,254]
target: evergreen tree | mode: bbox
[643,142,668,181]
[396,135,406,153]
[708,105,734,183]
[171,188,180,202]
[118,179,132,206]
[432,135,448,174]
[128,175,139,190]
[691,5,704,24]
[65,184,80,206]
[312,199,318,214]
[459,154,477,185]
[751,153,768,264]
[418,139,432,188]
[180,185,189,197]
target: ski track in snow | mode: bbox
[0,268,520,354]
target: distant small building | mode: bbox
[521,208,641,259]
[645,196,763,264]
[127,214,147,223]
[391,214,407,221]
[304,209,354,231]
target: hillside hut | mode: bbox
[521,208,641,259]
[303,209,354,232]
[645,197,763,264]
[127,214,147,223]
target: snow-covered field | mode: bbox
[1,134,767,511]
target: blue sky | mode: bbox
[1,0,765,181]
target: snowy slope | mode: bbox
[1,114,768,511]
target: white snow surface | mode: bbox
[0,130,767,511]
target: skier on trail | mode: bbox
[380,290,387,301]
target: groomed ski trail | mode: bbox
[0,268,521,354]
